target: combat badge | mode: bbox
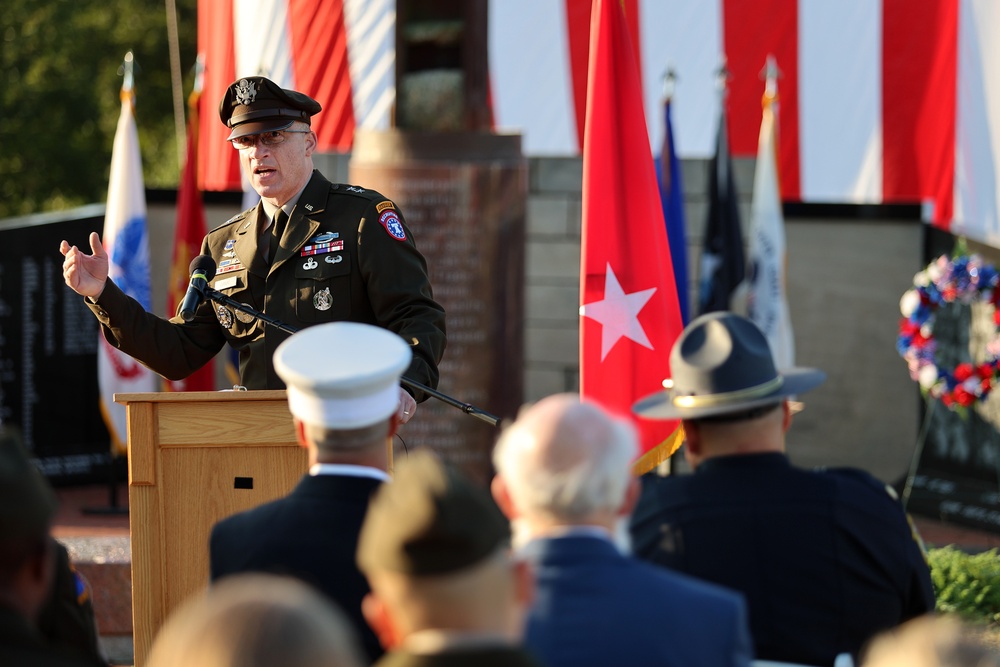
[215,305,234,328]
[379,210,407,241]
[235,305,255,324]
[314,287,333,311]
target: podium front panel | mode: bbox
[118,391,306,666]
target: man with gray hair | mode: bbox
[210,321,413,664]
[491,393,753,667]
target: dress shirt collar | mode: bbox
[260,184,307,230]
[309,463,390,482]
[697,451,790,474]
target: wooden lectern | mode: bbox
[115,391,308,666]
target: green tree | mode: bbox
[1,0,197,218]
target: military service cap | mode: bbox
[357,451,510,576]
[274,322,411,430]
[0,427,56,542]
[219,76,323,140]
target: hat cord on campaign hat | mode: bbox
[673,375,784,408]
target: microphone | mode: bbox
[179,255,217,322]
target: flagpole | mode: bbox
[118,50,135,97]
[165,0,186,170]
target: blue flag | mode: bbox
[657,98,690,324]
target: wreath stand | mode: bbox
[897,238,1000,513]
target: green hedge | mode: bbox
[928,546,1000,626]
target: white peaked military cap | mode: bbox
[274,322,412,429]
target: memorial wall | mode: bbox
[0,207,111,480]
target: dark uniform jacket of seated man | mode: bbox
[77,76,445,395]
[631,454,935,665]
[629,311,935,667]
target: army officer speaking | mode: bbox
[60,76,446,422]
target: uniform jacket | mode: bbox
[36,542,103,666]
[630,452,936,666]
[87,171,446,396]
[374,646,544,667]
[0,607,105,667]
[209,473,384,663]
[523,534,753,667]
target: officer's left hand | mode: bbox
[397,388,416,424]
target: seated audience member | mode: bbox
[210,321,412,663]
[630,312,935,666]
[491,393,753,667]
[147,573,364,667]
[37,543,103,664]
[863,614,1000,667]
[0,428,106,667]
[356,451,542,667]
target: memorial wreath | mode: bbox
[897,252,1000,411]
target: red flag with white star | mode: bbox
[579,0,684,467]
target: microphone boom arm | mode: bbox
[201,286,502,428]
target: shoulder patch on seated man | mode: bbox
[376,200,395,214]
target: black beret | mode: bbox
[0,428,56,542]
[357,451,510,576]
[219,76,322,140]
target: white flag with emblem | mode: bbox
[745,63,795,370]
[98,78,158,455]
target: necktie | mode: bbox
[268,208,287,263]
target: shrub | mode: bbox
[928,546,1000,626]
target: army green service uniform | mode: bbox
[87,170,446,396]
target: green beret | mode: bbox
[357,451,509,576]
[0,428,56,541]
[219,76,322,140]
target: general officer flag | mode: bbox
[579,0,684,471]
[745,57,795,369]
[166,62,216,391]
[98,61,158,455]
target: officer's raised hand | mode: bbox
[59,232,109,299]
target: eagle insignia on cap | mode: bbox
[234,79,257,105]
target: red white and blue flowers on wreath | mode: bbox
[897,253,1000,411]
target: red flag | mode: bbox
[579,0,684,469]
[166,71,216,391]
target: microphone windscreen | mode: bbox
[189,254,217,282]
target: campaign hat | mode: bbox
[634,312,826,420]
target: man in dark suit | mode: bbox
[60,75,445,418]
[630,312,935,666]
[357,452,542,667]
[490,393,753,667]
[210,321,413,664]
